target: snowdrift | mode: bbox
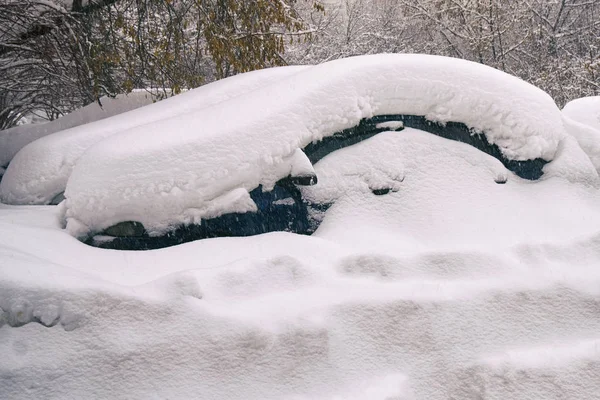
[0,66,309,205]
[60,54,571,239]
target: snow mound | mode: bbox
[0,66,309,205]
[562,97,600,174]
[560,117,600,175]
[62,54,567,238]
[563,96,600,132]
[0,90,155,169]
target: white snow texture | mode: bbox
[3,125,600,398]
[3,55,600,400]
[563,96,600,132]
[0,66,309,205]
[562,96,600,174]
[0,91,154,169]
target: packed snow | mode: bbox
[0,91,155,170]
[3,123,600,399]
[0,66,309,205]
[60,54,569,238]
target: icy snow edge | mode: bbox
[63,54,566,238]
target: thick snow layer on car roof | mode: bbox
[62,53,568,238]
[3,127,600,399]
[0,90,154,169]
[0,66,309,205]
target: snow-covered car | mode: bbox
[52,54,597,249]
[3,54,600,400]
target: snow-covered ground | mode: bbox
[3,56,600,399]
[3,125,600,399]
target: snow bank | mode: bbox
[62,54,567,238]
[0,91,155,169]
[0,66,309,205]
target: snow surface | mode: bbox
[0,66,309,205]
[2,125,600,399]
[0,91,155,169]
[375,120,404,130]
[563,96,600,132]
[562,96,600,174]
[61,54,569,238]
